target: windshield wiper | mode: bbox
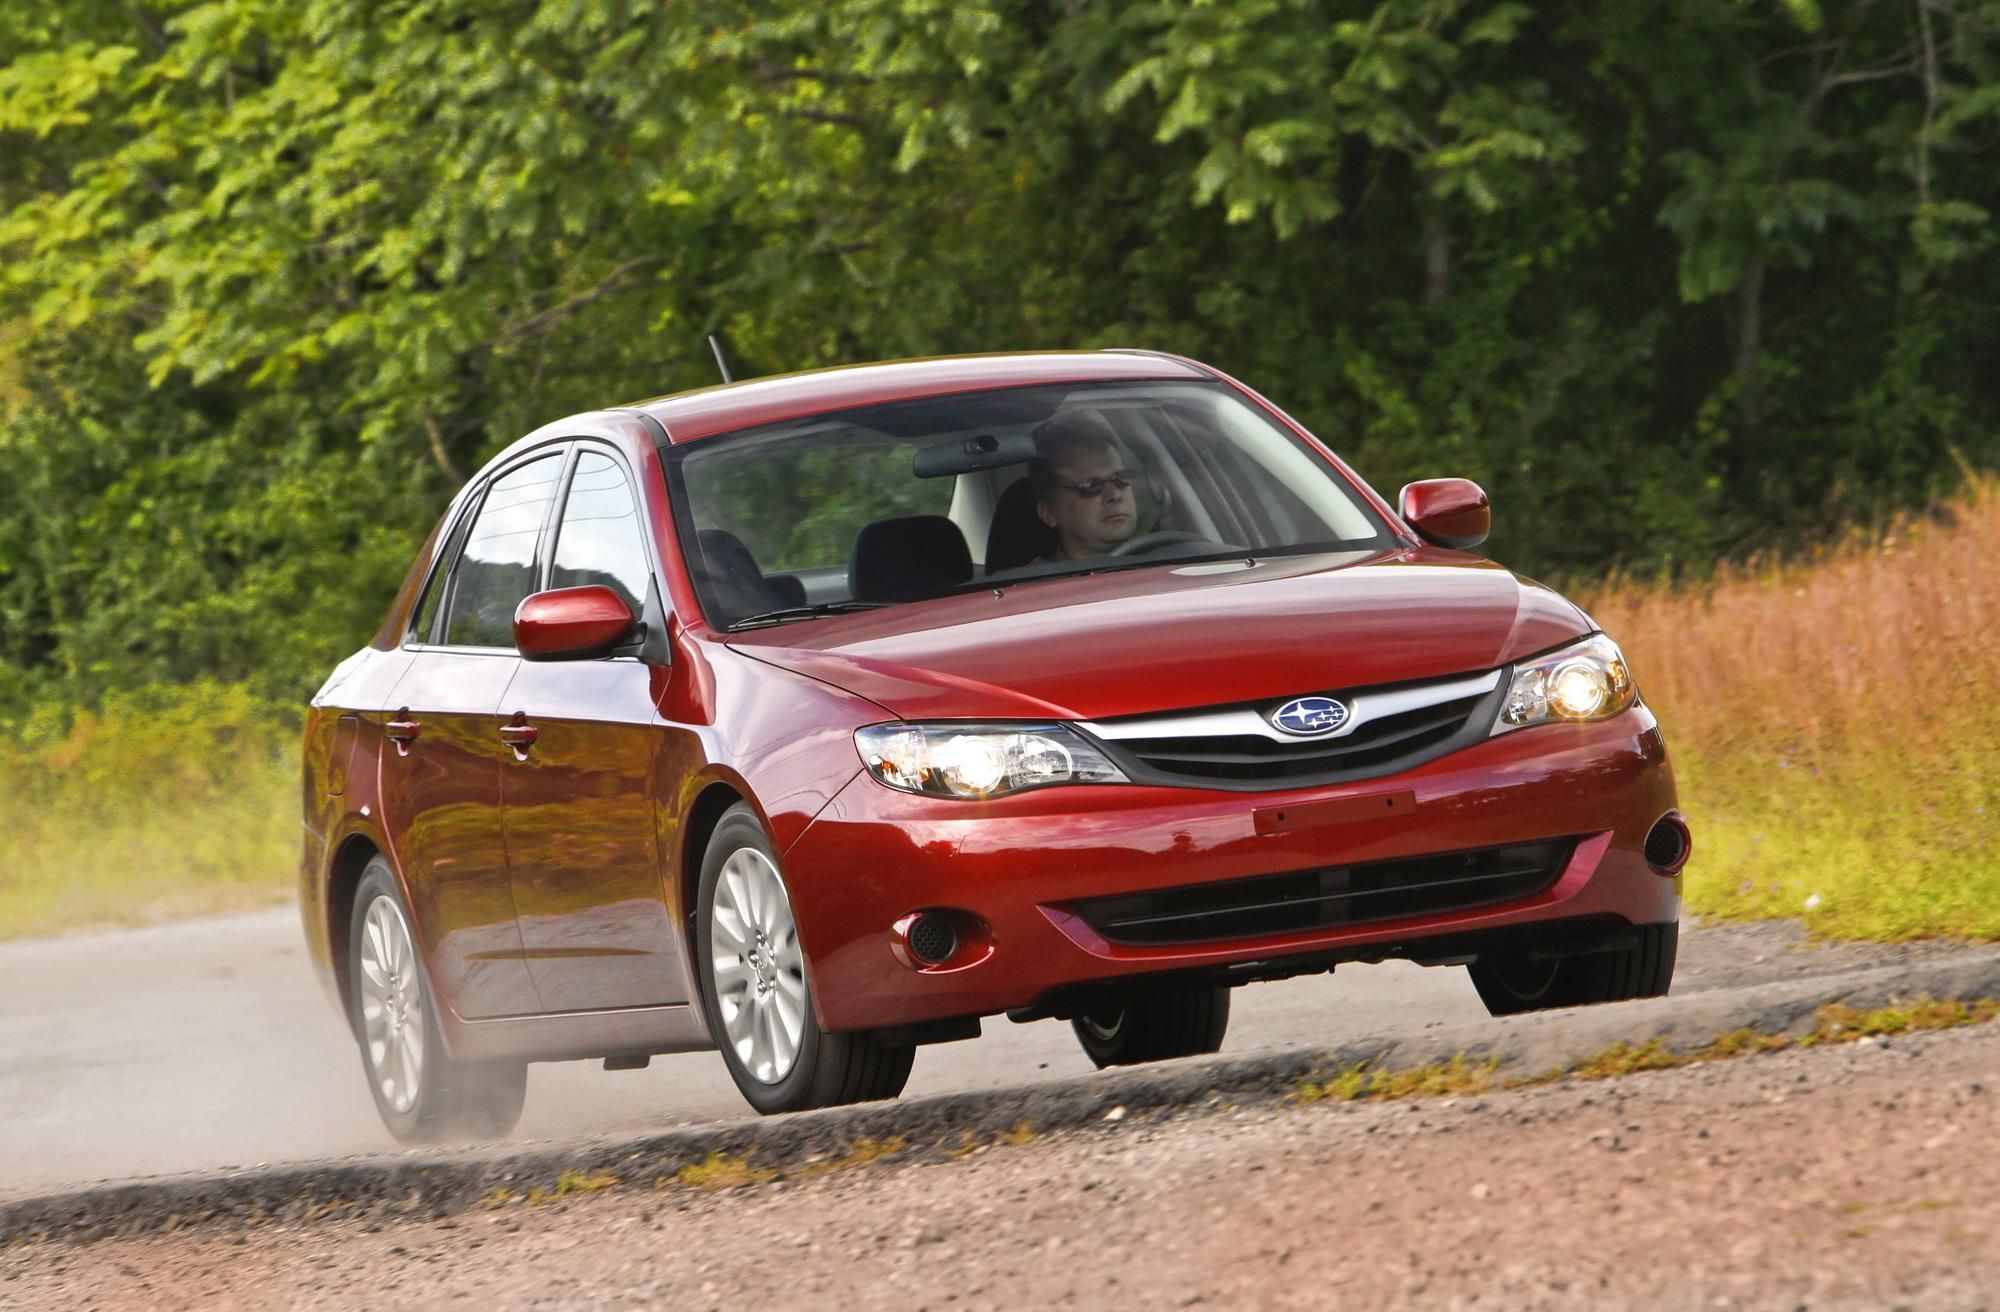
[726,600,888,631]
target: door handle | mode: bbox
[500,714,538,759]
[385,710,421,754]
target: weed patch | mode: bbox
[1294,1052,1499,1104]
[789,1136,906,1180]
[1800,997,2000,1046]
[671,1152,777,1190]
[1295,996,1998,1106]
[528,1169,619,1204]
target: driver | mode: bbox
[1030,413,1141,560]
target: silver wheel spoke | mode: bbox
[770,985,804,1043]
[360,896,426,1116]
[709,844,811,1087]
[711,907,751,954]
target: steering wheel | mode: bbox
[1111,530,1218,557]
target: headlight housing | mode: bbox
[854,723,1128,798]
[1491,633,1637,734]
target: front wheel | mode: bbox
[1071,985,1232,1068]
[348,860,526,1144]
[696,804,914,1114]
[1467,922,1678,1017]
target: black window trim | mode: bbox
[406,440,573,655]
[543,437,672,664]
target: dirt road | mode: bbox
[11,1011,1998,1309]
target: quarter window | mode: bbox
[440,453,564,648]
[550,451,651,616]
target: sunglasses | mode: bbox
[1056,470,1143,499]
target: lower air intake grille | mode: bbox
[1070,839,1576,946]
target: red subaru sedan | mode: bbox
[299,351,1687,1140]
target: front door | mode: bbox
[502,448,686,1011]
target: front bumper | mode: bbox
[784,706,1682,1032]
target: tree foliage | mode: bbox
[5,0,2000,705]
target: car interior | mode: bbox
[677,382,1386,628]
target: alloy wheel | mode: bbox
[357,896,425,1115]
[709,847,808,1084]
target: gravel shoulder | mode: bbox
[10,1016,1999,1310]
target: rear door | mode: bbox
[380,449,566,1020]
[501,445,687,1011]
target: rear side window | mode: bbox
[549,450,651,616]
[440,453,564,648]
[409,507,474,644]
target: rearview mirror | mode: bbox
[1399,478,1491,550]
[912,431,1040,478]
[514,586,637,662]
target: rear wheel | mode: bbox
[348,860,526,1143]
[1071,985,1232,1069]
[1468,922,1678,1017]
[696,804,914,1114]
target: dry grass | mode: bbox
[1584,470,2000,939]
[0,684,298,940]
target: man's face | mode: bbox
[1037,442,1138,558]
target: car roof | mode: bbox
[626,350,1211,444]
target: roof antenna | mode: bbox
[707,333,734,385]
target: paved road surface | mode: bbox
[3,906,1962,1201]
[0,908,1488,1199]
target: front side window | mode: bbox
[549,450,651,616]
[440,452,564,648]
[669,381,1394,628]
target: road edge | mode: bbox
[9,948,2000,1247]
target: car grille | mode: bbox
[1069,838,1575,946]
[1081,670,1503,790]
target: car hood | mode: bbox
[724,548,1592,722]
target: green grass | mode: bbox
[0,683,298,940]
[1681,761,2000,941]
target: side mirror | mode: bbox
[514,586,637,662]
[1398,478,1490,550]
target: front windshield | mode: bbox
[668,380,1397,629]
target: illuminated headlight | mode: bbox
[1492,634,1637,734]
[854,723,1128,799]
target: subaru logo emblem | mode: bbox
[1271,696,1349,737]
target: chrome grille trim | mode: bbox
[1077,669,1500,745]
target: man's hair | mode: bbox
[1029,411,1120,497]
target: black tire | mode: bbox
[695,804,914,1114]
[1467,922,1678,1017]
[348,860,527,1144]
[1071,985,1232,1069]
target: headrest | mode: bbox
[848,515,973,603]
[695,528,789,625]
[984,475,1057,572]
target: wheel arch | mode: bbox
[679,781,751,962]
[327,833,387,1035]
